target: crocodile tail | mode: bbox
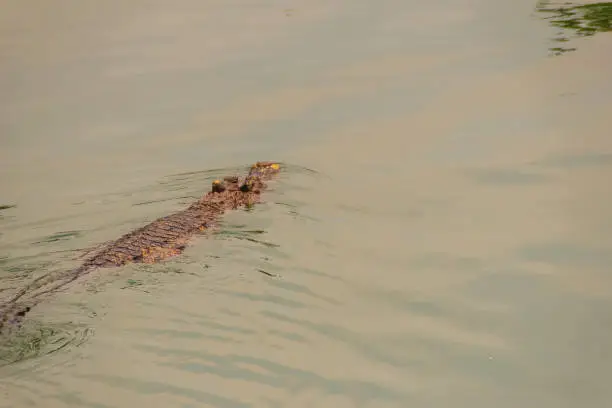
[0,264,94,335]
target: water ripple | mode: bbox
[133,345,410,404]
[80,373,252,408]
[0,320,94,368]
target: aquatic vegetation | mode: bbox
[536,1,612,55]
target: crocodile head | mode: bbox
[254,161,281,172]
[239,162,281,192]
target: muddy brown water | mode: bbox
[1,1,612,407]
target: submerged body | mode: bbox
[0,162,281,334]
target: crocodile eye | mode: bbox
[211,180,226,193]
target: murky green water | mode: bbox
[2,0,612,407]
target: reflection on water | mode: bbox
[2,0,612,407]
[537,1,612,55]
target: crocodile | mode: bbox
[0,161,281,334]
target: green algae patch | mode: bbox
[537,1,612,55]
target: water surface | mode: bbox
[1,1,612,407]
